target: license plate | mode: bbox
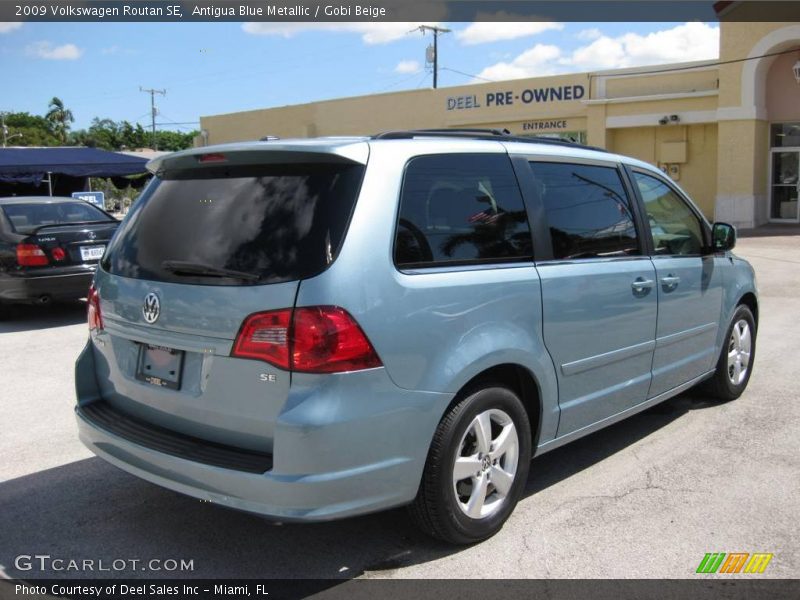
[80,245,105,261]
[136,344,184,390]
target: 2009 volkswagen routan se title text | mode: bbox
[75,130,757,544]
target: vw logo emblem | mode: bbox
[142,292,161,324]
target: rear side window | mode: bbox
[394,154,532,268]
[103,162,365,285]
[528,162,639,260]
[2,202,112,234]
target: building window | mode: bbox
[771,122,800,148]
[769,122,800,221]
[519,131,587,145]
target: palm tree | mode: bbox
[46,97,74,144]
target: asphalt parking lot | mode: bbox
[0,230,797,581]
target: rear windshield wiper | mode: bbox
[161,260,260,282]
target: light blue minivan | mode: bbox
[75,130,757,544]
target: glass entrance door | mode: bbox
[769,123,800,222]
[770,150,799,221]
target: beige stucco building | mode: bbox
[200,18,800,229]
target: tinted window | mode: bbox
[394,154,532,267]
[633,172,704,256]
[2,202,112,234]
[529,162,639,260]
[103,163,364,285]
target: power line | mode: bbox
[432,47,800,90]
[415,70,431,89]
[377,70,428,93]
[591,46,800,79]
[440,66,495,83]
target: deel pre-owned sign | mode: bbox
[447,84,586,111]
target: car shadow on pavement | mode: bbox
[525,389,719,496]
[0,391,718,582]
[0,302,86,333]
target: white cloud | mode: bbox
[0,22,22,34]
[456,19,562,45]
[475,22,720,82]
[567,22,719,70]
[25,41,83,60]
[576,28,602,41]
[242,22,438,45]
[395,60,421,74]
[476,44,562,81]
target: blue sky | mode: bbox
[0,21,720,130]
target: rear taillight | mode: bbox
[87,285,103,331]
[231,306,382,373]
[51,247,67,262]
[16,243,49,267]
[231,309,292,369]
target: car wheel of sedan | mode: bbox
[703,304,756,401]
[409,384,531,544]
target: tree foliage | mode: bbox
[2,99,197,152]
[2,112,60,146]
[45,97,75,144]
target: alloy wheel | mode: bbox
[452,409,519,519]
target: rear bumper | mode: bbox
[75,341,452,521]
[0,269,94,302]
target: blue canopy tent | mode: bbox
[0,147,149,196]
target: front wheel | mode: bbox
[409,385,531,544]
[703,305,756,401]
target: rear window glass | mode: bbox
[2,202,112,234]
[394,153,532,268]
[102,163,365,285]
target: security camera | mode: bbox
[669,114,680,122]
[658,117,669,125]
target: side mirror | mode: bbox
[712,222,736,252]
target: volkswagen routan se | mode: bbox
[75,130,758,544]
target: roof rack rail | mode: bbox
[373,128,511,140]
[371,128,607,152]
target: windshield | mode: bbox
[102,162,365,286]
[2,202,113,234]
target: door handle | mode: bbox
[631,278,654,292]
[661,275,681,288]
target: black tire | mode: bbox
[703,304,756,401]
[409,384,532,545]
[0,303,17,321]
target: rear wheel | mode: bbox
[409,385,531,544]
[703,305,756,401]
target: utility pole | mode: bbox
[1,112,7,148]
[139,86,166,150]
[417,25,451,89]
